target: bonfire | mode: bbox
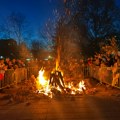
[36,68,86,98]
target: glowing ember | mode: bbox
[36,69,86,98]
[78,80,86,91]
[65,80,86,94]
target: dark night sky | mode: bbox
[0,0,119,27]
[0,0,120,40]
[0,0,62,32]
[116,0,120,6]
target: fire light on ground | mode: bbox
[36,69,86,98]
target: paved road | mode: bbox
[0,94,120,120]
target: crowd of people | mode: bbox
[0,58,26,80]
[86,52,120,87]
[0,49,120,86]
[87,52,120,67]
[0,58,55,80]
[0,58,25,71]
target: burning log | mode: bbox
[35,68,87,98]
[82,87,86,94]
[49,70,65,90]
[50,87,63,99]
[86,88,97,95]
[65,87,72,93]
[51,88,61,95]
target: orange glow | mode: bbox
[66,80,86,94]
[78,80,86,91]
[36,69,86,98]
[36,69,52,98]
[38,69,48,86]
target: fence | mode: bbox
[27,67,39,78]
[89,66,120,88]
[0,68,28,89]
[0,66,120,89]
[0,67,39,89]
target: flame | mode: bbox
[56,36,61,70]
[36,69,52,98]
[78,80,86,91]
[65,80,86,94]
[38,69,48,86]
[56,59,59,70]
[36,69,86,98]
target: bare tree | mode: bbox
[64,0,120,56]
[0,20,12,38]
[64,0,120,37]
[0,12,31,45]
[39,19,55,50]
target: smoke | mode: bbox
[60,23,82,62]
[56,23,84,79]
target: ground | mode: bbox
[0,78,120,120]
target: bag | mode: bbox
[0,73,4,80]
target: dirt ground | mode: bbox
[0,78,120,105]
